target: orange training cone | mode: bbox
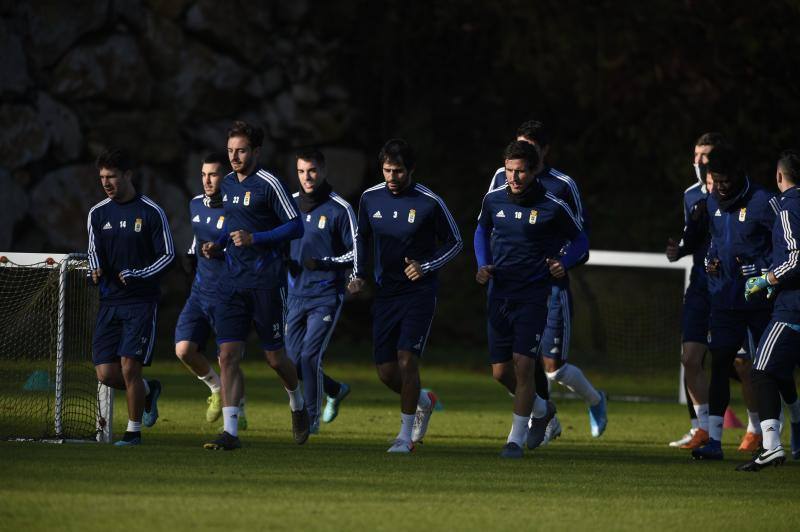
[723,407,744,429]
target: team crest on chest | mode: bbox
[408,209,416,223]
[244,191,251,206]
[529,210,538,224]
[739,207,747,222]
[216,216,225,229]
[318,215,327,229]
[134,218,143,232]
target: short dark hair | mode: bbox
[778,149,800,183]
[203,152,227,166]
[227,120,264,148]
[695,132,727,148]
[516,120,551,147]
[706,143,741,177]
[379,138,416,170]
[96,148,134,172]
[504,140,540,170]
[296,147,326,167]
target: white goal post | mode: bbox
[0,252,113,443]
[586,249,693,404]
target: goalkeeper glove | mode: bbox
[744,274,774,301]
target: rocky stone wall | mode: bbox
[0,0,367,259]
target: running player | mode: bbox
[693,144,778,460]
[487,121,605,440]
[738,149,800,470]
[349,138,462,453]
[174,152,248,428]
[201,121,306,450]
[286,148,355,434]
[476,140,586,458]
[87,148,174,446]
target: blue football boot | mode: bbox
[589,391,608,437]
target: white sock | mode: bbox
[223,406,239,437]
[786,400,800,423]
[531,395,548,418]
[507,413,529,446]
[417,390,432,410]
[693,403,709,431]
[286,386,304,411]
[761,418,782,451]
[142,378,150,396]
[199,369,221,393]
[690,417,699,430]
[126,419,141,433]
[546,364,601,405]
[397,413,415,442]
[708,414,724,442]
[747,410,762,434]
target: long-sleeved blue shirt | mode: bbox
[706,178,779,310]
[186,194,225,299]
[678,179,711,289]
[288,191,358,298]
[353,182,462,297]
[475,183,583,300]
[218,167,303,290]
[488,165,589,280]
[87,194,175,305]
[770,186,800,323]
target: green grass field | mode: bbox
[2,361,800,531]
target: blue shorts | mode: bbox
[214,285,286,350]
[174,291,216,349]
[681,280,710,344]
[540,285,573,361]
[709,308,771,356]
[754,320,800,374]
[487,290,549,364]
[372,291,437,364]
[92,302,158,367]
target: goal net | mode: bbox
[566,250,692,400]
[0,253,112,442]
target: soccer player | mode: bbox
[174,152,247,428]
[487,121,605,440]
[349,139,462,453]
[738,149,800,471]
[87,148,174,446]
[285,148,355,433]
[692,144,778,460]
[201,120,306,451]
[665,133,719,448]
[476,140,586,458]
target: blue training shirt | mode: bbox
[706,178,779,310]
[186,194,225,299]
[475,183,583,300]
[353,182,462,297]
[288,190,358,298]
[87,194,175,305]
[678,179,710,288]
[218,167,303,289]
[770,186,800,324]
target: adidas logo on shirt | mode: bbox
[323,315,332,322]
[192,215,200,222]
[496,210,505,218]
[715,209,721,217]
[373,211,383,219]
[102,222,112,230]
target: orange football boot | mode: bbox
[738,431,763,453]
[680,428,709,449]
